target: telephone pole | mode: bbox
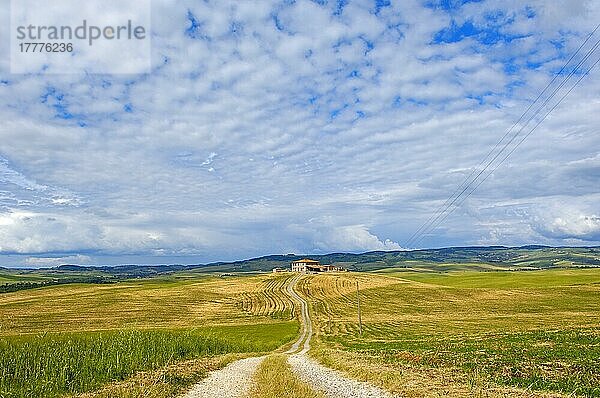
[356,280,362,337]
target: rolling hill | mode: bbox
[1,246,599,292]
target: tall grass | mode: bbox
[0,323,296,398]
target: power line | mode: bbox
[405,25,600,247]
[409,36,600,247]
[406,26,600,248]
[409,41,600,247]
[411,56,600,247]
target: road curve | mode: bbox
[181,275,397,398]
[285,273,399,398]
[181,275,303,398]
[285,274,312,354]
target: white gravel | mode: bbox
[288,353,399,398]
[286,275,400,398]
[180,356,265,398]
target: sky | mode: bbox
[0,0,599,268]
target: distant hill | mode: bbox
[55,263,187,276]
[2,246,599,290]
[190,246,600,273]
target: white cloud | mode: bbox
[542,214,600,240]
[25,254,91,267]
[0,0,599,266]
[321,225,404,252]
[532,203,600,242]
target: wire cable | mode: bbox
[405,25,600,247]
[406,27,600,247]
[410,51,600,247]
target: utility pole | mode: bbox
[356,280,363,337]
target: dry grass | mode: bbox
[248,354,325,398]
[300,271,600,336]
[0,274,297,335]
[299,270,600,397]
[311,341,565,398]
[238,275,297,320]
[0,273,300,397]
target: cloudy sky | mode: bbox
[1,0,599,267]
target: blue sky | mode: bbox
[1,0,599,267]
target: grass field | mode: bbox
[74,353,245,398]
[0,324,296,398]
[0,274,298,334]
[0,273,299,397]
[2,264,599,397]
[299,269,600,397]
[0,271,50,286]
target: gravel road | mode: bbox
[285,274,311,354]
[180,275,305,398]
[285,275,400,398]
[288,353,398,398]
[180,356,265,398]
[182,275,397,398]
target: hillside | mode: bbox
[1,246,599,292]
[188,245,600,273]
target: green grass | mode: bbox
[0,322,297,398]
[0,271,50,286]
[392,268,600,288]
[330,328,600,397]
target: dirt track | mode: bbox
[285,275,399,398]
[181,274,396,398]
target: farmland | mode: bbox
[0,273,298,398]
[1,250,600,397]
[299,269,600,397]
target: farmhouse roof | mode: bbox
[293,258,320,264]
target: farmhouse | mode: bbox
[291,259,320,272]
[291,259,343,273]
